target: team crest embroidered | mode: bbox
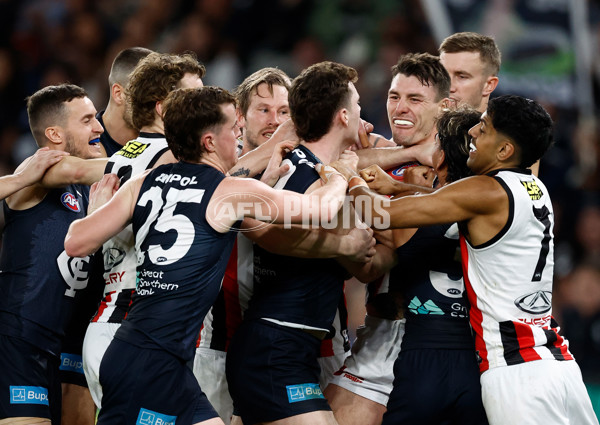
[61,192,81,212]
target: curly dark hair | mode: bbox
[162,86,236,162]
[391,53,450,101]
[26,83,87,147]
[235,67,291,117]
[487,95,554,168]
[289,61,358,142]
[436,107,481,183]
[127,52,206,130]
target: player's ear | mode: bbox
[44,126,63,145]
[483,76,499,96]
[338,108,349,127]
[202,133,215,153]
[497,139,516,162]
[111,83,125,105]
[155,101,163,120]
[236,107,245,129]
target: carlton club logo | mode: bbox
[61,192,81,212]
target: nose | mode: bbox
[467,124,478,138]
[394,98,409,115]
[93,118,104,134]
[268,110,281,127]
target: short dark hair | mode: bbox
[163,86,236,162]
[439,32,501,76]
[487,95,554,168]
[436,107,481,183]
[127,52,206,130]
[26,83,88,147]
[391,53,450,101]
[235,67,291,117]
[108,47,154,87]
[289,61,358,142]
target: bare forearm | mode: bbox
[249,224,350,258]
[0,174,29,200]
[357,147,417,170]
[42,157,108,187]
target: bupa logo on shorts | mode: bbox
[116,140,149,159]
[286,383,324,403]
[136,408,176,425]
[61,192,81,212]
[60,353,84,374]
[10,386,49,405]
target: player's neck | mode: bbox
[301,133,350,165]
[140,120,164,136]
[102,104,137,146]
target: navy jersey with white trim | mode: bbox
[115,162,237,362]
[0,185,91,356]
[391,223,473,350]
[245,145,347,330]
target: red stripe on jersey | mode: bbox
[224,239,243,351]
[460,236,489,373]
[92,291,114,322]
[550,324,574,361]
[512,321,542,362]
[320,338,334,357]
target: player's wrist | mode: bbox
[348,175,368,192]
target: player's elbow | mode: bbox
[64,222,94,258]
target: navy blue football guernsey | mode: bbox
[390,223,473,350]
[245,145,347,331]
[0,185,91,356]
[114,162,237,362]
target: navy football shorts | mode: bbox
[382,348,488,425]
[226,319,330,425]
[0,335,61,422]
[97,338,218,425]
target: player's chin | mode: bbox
[87,145,104,158]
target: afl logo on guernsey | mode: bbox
[61,192,81,212]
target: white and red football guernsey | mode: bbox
[460,169,573,373]
[92,133,170,323]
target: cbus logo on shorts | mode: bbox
[10,386,49,405]
[136,408,176,425]
[286,383,324,403]
[61,192,81,212]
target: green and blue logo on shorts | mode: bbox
[136,408,176,425]
[10,386,49,405]
[286,383,324,403]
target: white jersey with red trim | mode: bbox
[460,169,573,373]
[92,133,170,323]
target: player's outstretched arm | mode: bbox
[206,164,348,233]
[65,173,141,257]
[242,218,376,262]
[0,148,69,200]
[41,156,108,188]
